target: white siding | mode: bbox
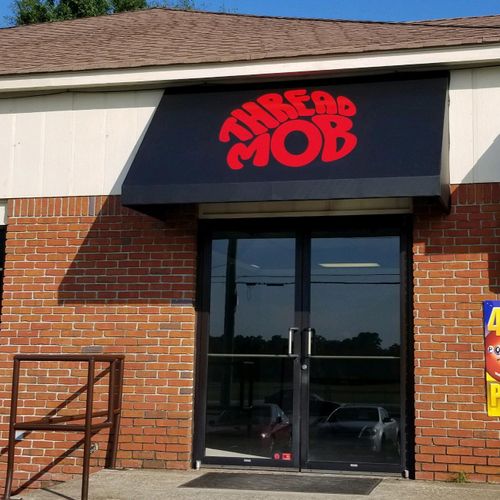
[1,71,500,201]
[449,67,500,184]
[0,90,162,199]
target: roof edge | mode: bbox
[0,6,438,33]
[409,13,500,23]
[3,36,500,80]
[11,5,500,34]
[1,42,500,95]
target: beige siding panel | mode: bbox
[0,100,15,196]
[105,92,141,195]
[72,93,107,196]
[42,93,75,197]
[11,98,45,197]
[449,67,500,184]
[470,67,500,183]
[0,90,162,199]
[449,70,474,184]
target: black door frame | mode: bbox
[193,215,413,476]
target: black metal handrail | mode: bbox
[3,354,125,500]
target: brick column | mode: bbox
[0,196,197,494]
[413,184,500,483]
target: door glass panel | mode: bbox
[206,357,294,460]
[308,236,401,466]
[205,236,296,462]
[202,230,404,471]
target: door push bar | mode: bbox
[288,327,299,356]
[305,327,315,357]
[288,327,315,358]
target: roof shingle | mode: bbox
[2,8,500,77]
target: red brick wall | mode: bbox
[0,196,197,494]
[414,183,500,483]
[2,185,500,491]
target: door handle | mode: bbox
[306,327,315,357]
[288,327,299,357]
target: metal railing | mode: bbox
[3,354,125,500]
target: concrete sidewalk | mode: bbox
[17,469,500,500]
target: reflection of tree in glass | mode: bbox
[209,331,399,357]
[210,334,287,354]
[314,332,400,357]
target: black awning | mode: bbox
[123,73,449,210]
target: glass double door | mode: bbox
[199,220,405,473]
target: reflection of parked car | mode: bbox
[315,405,399,454]
[264,389,339,420]
[206,403,292,455]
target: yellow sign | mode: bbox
[487,374,500,416]
[484,302,500,417]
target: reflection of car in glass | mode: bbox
[315,405,399,454]
[264,389,339,421]
[206,403,292,455]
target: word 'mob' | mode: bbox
[219,89,358,170]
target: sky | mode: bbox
[2,0,500,27]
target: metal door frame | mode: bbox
[193,215,412,476]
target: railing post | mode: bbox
[81,358,95,500]
[3,358,21,500]
[105,359,116,469]
[107,359,124,468]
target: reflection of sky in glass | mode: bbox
[209,235,400,350]
[210,238,295,342]
[311,237,400,348]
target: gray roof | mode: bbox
[2,8,500,77]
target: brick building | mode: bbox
[1,8,500,494]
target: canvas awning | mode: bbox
[123,73,449,211]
